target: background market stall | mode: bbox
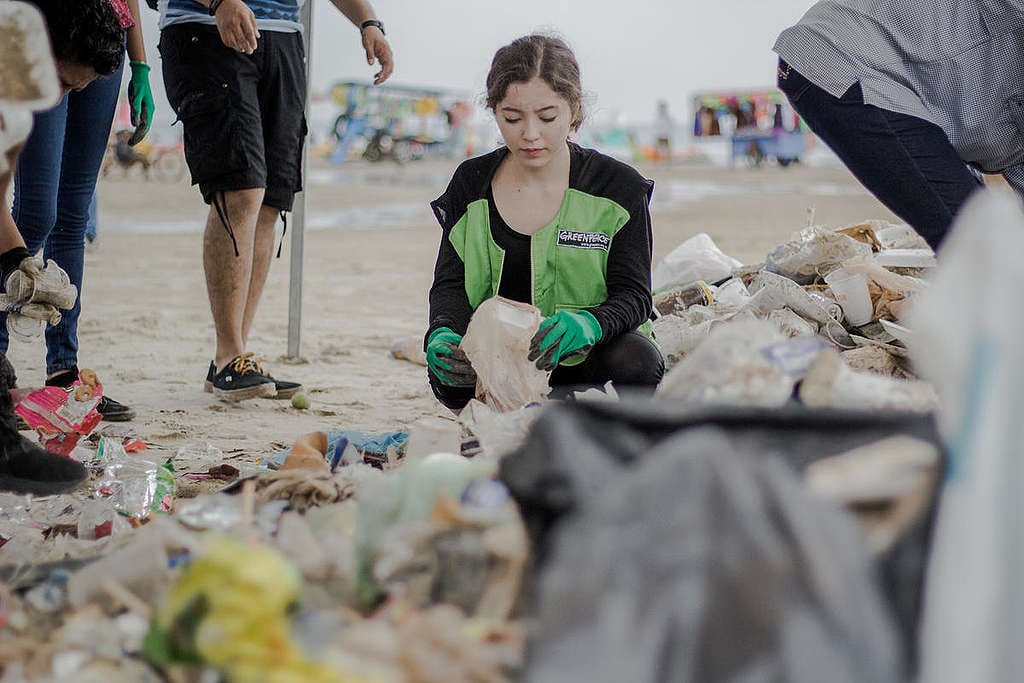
[323,81,474,165]
[691,88,809,168]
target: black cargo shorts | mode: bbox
[159,23,307,211]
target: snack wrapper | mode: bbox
[15,368,103,456]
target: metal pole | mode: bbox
[287,0,313,359]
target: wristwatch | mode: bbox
[360,19,384,35]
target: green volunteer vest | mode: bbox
[448,188,653,338]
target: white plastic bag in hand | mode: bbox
[0,259,75,342]
[0,300,62,342]
[461,297,549,412]
[5,310,48,341]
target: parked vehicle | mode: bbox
[730,129,806,168]
[326,81,471,164]
[691,88,811,168]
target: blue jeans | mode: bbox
[9,65,122,373]
[777,60,983,250]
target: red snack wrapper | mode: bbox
[15,369,104,456]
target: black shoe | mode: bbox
[97,395,135,422]
[0,354,87,494]
[0,435,88,495]
[44,367,79,388]
[211,354,276,401]
[267,374,302,400]
[205,359,301,399]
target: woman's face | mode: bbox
[495,76,573,168]
[55,61,99,99]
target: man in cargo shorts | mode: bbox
[158,0,393,400]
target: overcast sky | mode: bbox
[304,0,816,123]
[139,0,816,132]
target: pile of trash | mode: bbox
[0,304,553,682]
[0,442,527,682]
[651,220,936,413]
[8,189,1024,682]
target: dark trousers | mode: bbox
[430,330,665,411]
[777,60,983,250]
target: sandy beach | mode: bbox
[4,152,899,474]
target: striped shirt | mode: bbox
[774,1,1024,195]
[159,0,303,32]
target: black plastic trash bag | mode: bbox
[500,401,942,683]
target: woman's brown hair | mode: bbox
[485,34,584,130]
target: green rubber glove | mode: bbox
[426,327,477,387]
[528,310,602,371]
[127,61,154,146]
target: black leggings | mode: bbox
[429,330,665,411]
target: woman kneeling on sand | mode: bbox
[424,34,664,411]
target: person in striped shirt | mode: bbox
[775,0,1024,251]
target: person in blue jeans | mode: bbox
[8,0,154,421]
[773,0,1024,251]
[85,195,98,247]
[0,0,136,492]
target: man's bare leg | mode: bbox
[204,187,264,372]
[241,204,279,346]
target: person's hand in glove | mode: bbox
[0,247,40,290]
[528,310,602,371]
[425,327,477,387]
[127,61,154,146]
[0,247,73,340]
[0,247,76,310]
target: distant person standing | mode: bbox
[653,99,674,162]
[158,0,393,401]
[774,0,1023,250]
[444,100,472,160]
[113,129,151,174]
[772,103,786,131]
